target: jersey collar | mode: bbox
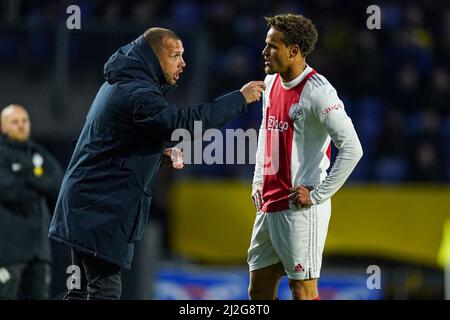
[280,64,313,89]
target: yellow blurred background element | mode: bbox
[170,181,450,268]
[438,219,450,268]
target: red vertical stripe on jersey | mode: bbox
[262,70,317,213]
[327,143,331,160]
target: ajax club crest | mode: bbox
[289,103,303,121]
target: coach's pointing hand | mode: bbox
[162,147,184,169]
[240,81,266,104]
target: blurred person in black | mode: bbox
[48,27,265,300]
[0,104,63,300]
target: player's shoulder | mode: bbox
[304,69,343,112]
[308,70,334,91]
[306,69,339,100]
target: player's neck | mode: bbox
[280,60,307,82]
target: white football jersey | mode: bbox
[253,65,363,212]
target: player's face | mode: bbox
[158,37,186,86]
[1,107,31,142]
[262,28,292,75]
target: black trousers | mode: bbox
[64,250,122,300]
[0,259,50,300]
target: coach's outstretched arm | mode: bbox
[309,85,363,205]
[131,81,265,140]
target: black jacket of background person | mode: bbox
[0,135,63,266]
[49,35,248,269]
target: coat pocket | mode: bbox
[127,189,152,244]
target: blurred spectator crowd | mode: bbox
[0,0,449,183]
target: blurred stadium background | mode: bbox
[0,0,449,299]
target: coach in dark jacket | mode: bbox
[48,27,265,299]
[0,105,63,299]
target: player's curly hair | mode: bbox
[265,13,318,57]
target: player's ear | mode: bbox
[289,45,300,59]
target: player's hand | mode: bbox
[162,147,184,169]
[240,81,266,104]
[288,185,313,208]
[251,185,263,211]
